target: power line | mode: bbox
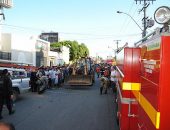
[64,33,141,41]
[119,1,135,33]
[0,23,120,36]
[0,23,141,38]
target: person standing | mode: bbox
[49,68,56,88]
[100,76,110,94]
[0,69,15,120]
[110,66,117,93]
[96,66,101,78]
[104,67,110,78]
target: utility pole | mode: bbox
[114,40,121,50]
[113,40,121,60]
[135,0,156,37]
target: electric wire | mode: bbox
[0,23,141,40]
[123,4,141,33]
[119,1,135,34]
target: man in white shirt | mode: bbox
[110,66,117,93]
[49,68,57,88]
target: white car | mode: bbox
[0,67,31,101]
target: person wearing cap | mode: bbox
[0,69,15,120]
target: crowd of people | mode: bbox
[29,65,70,92]
[95,64,118,95]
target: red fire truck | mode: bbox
[116,6,170,130]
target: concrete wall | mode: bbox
[0,33,11,52]
[11,34,36,65]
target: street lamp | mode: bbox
[117,11,143,32]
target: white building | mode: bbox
[0,33,70,67]
[49,46,70,66]
[11,34,36,66]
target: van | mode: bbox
[0,67,31,101]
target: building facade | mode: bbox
[39,32,59,43]
[49,46,70,66]
[0,33,69,67]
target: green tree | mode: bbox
[50,40,89,62]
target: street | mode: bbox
[1,76,119,130]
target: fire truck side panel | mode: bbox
[121,104,137,130]
[117,48,140,130]
[138,36,161,130]
[132,48,141,83]
[140,45,160,109]
[137,35,170,130]
[159,36,170,130]
[138,105,156,130]
[123,48,133,82]
[117,99,129,130]
[140,37,160,108]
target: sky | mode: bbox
[1,0,170,59]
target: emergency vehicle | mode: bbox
[116,6,170,130]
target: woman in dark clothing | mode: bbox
[0,69,15,120]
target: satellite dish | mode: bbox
[154,6,170,24]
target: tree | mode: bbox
[50,40,89,62]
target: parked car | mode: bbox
[0,67,31,101]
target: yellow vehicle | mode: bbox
[65,57,95,86]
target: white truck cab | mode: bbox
[0,67,30,101]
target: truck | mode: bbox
[115,6,170,130]
[0,67,31,101]
[65,57,95,86]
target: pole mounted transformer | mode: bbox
[0,0,13,20]
[0,0,13,8]
[135,0,156,37]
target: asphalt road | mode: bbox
[0,76,119,130]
